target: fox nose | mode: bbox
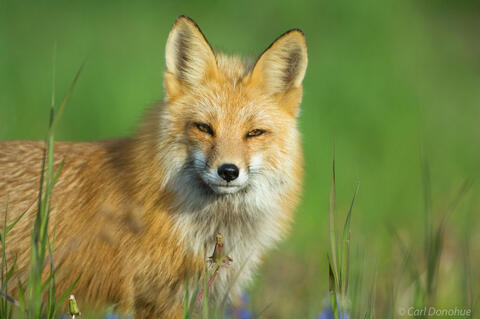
[218,164,239,182]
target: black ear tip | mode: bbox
[280,28,306,41]
[265,28,306,51]
[176,15,194,23]
[174,15,200,29]
[286,28,305,36]
[281,29,307,49]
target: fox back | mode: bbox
[0,16,308,318]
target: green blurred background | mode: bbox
[1,0,479,317]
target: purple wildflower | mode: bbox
[318,305,350,319]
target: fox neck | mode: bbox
[168,168,291,256]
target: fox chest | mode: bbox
[172,200,286,301]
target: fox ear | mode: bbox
[248,29,308,114]
[164,16,218,99]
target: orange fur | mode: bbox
[0,16,307,318]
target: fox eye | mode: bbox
[195,123,214,135]
[246,129,265,138]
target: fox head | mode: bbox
[156,16,307,198]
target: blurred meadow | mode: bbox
[1,0,480,318]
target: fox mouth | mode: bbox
[196,168,250,195]
[207,183,243,195]
[211,183,238,187]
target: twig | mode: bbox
[194,234,232,307]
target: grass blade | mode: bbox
[340,182,359,298]
[328,256,339,319]
[50,59,86,134]
[328,150,339,293]
[53,275,81,315]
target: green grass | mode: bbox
[326,152,360,319]
[1,0,479,318]
[0,50,83,319]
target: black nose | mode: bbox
[218,164,239,182]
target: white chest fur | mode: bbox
[171,173,290,301]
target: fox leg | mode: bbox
[132,273,184,319]
[134,305,182,319]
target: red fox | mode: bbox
[0,15,307,318]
